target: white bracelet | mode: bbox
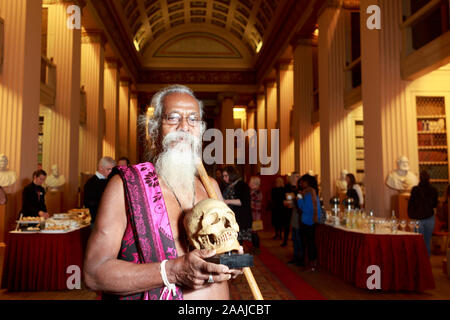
[160,259,177,300]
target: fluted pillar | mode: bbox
[293,38,321,177]
[0,0,42,248]
[129,93,138,164]
[256,94,265,171]
[118,80,130,159]
[219,95,235,164]
[360,0,414,217]
[45,0,82,210]
[318,4,353,203]
[265,81,278,171]
[102,58,120,159]
[277,62,295,175]
[79,31,105,173]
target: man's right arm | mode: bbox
[83,174,233,296]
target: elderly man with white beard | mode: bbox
[84,85,243,300]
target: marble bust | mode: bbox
[0,154,17,188]
[336,169,348,193]
[386,156,418,192]
[46,164,66,190]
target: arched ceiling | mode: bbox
[114,0,284,57]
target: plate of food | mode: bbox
[41,225,71,233]
[52,213,70,220]
[16,216,42,224]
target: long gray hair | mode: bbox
[141,84,206,161]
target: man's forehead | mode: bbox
[163,92,199,112]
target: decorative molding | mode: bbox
[88,0,140,82]
[81,29,107,46]
[255,0,326,84]
[140,70,255,85]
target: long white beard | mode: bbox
[155,131,201,205]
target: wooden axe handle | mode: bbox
[196,161,264,301]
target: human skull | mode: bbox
[184,199,240,254]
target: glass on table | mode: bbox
[408,220,416,232]
[400,219,407,231]
[415,220,420,233]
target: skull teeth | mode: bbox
[200,231,237,246]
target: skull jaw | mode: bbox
[195,231,241,254]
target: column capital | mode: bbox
[105,57,122,70]
[82,29,107,47]
[275,59,293,70]
[130,92,139,99]
[119,77,131,86]
[290,32,318,49]
[263,79,276,88]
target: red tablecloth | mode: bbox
[316,224,435,292]
[1,227,90,291]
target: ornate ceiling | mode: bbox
[114,0,283,56]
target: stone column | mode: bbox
[0,0,42,252]
[129,93,138,164]
[276,62,295,175]
[265,81,278,173]
[318,3,353,203]
[293,37,321,177]
[79,30,105,173]
[360,0,414,216]
[46,0,82,210]
[256,93,265,171]
[118,80,130,159]
[219,94,235,165]
[102,58,120,160]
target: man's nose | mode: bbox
[177,116,190,132]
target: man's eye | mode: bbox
[188,115,199,122]
[167,114,181,122]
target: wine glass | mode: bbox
[408,220,416,232]
[415,220,420,233]
[400,219,407,231]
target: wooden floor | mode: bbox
[0,231,449,300]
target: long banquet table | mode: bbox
[316,223,435,292]
[1,226,90,291]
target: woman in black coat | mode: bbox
[222,166,252,244]
[270,177,286,240]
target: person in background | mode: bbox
[282,172,300,247]
[408,171,438,255]
[271,177,286,240]
[222,166,252,246]
[215,167,226,193]
[345,173,363,209]
[438,184,449,232]
[117,157,130,166]
[84,157,116,224]
[249,176,263,253]
[297,174,322,272]
[21,170,49,218]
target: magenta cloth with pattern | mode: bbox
[102,162,183,300]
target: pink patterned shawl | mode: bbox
[103,162,183,300]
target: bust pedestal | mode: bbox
[46,190,63,214]
[0,204,6,258]
[397,193,410,221]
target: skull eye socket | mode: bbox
[204,212,220,225]
[223,217,231,228]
